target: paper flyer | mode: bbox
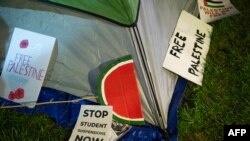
[0,28,56,107]
[198,0,240,23]
[109,121,131,141]
[69,105,113,141]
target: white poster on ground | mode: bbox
[69,105,113,141]
[198,0,240,23]
[0,28,56,108]
[163,11,213,85]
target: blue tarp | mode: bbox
[0,76,187,141]
[0,87,167,140]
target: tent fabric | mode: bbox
[134,0,198,128]
[0,6,130,97]
[0,87,165,141]
[0,0,199,140]
[168,77,188,141]
[46,0,140,26]
[0,1,155,125]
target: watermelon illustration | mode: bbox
[8,88,25,100]
[98,55,144,125]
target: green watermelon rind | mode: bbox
[98,55,144,125]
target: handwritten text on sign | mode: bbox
[0,28,55,107]
[6,53,45,80]
[69,105,112,141]
[163,11,213,85]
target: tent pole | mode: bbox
[129,26,166,130]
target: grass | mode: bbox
[0,109,71,141]
[178,0,250,140]
[0,0,249,141]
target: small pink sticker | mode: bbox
[20,39,29,48]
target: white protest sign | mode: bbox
[0,28,56,107]
[163,11,213,85]
[69,105,113,141]
[108,129,118,141]
[198,0,240,23]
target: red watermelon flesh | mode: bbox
[98,56,144,125]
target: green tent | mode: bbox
[0,0,199,140]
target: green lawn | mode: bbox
[0,109,71,141]
[178,0,250,140]
[0,0,249,141]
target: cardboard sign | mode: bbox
[163,11,213,85]
[198,0,240,23]
[69,105,113,141]
[0,28,56,107]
